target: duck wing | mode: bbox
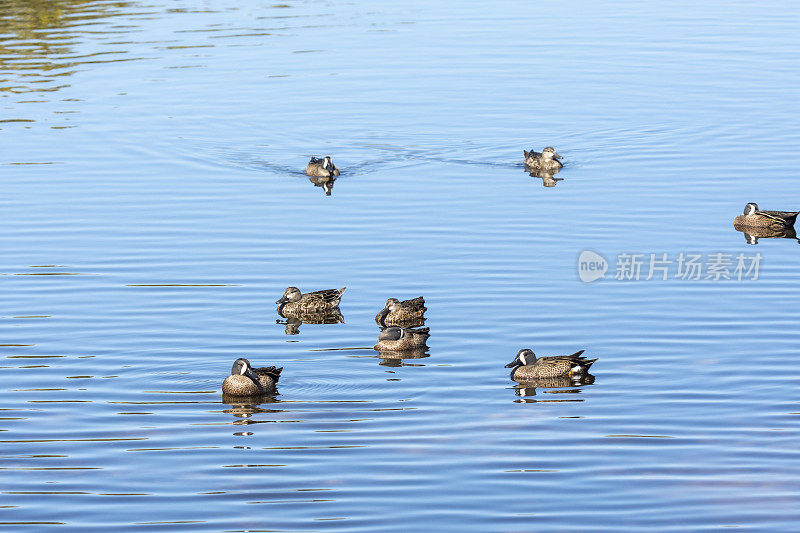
[538,353,597,370]
[253,366,283,383]
[305,287,346,304]
[760,210,799,224]
[540,351,595,364]
[400,296,427,312]
[406,327,430,337]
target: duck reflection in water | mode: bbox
[526,167,563,187]
[375,346,430,367]
[513,374,595,403]
[308,175,336,195]
[221,397,281,425]
[276,308,345,335]
[735,225,799,245]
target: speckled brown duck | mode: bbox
[306,156,340,178]
[222,358,282,396]
[734,203,799,230]
[375,297,426,327]
[373,326,429,351]
[276,286,346,315]
[505,348,596,381]
[523,146,563,172]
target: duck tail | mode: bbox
[263,366,283,382]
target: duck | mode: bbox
[523,146,563,172]
[276,286,346,315]
[306,156,340,178]
[375,296,426,326]
[222,358,282,396]
[505,348,596,381]
[733,203,799,229]
[373,326,430,351]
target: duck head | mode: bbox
[276,286,302,304]
[378,326,404,341]
[505,348,537,368]
[231,357,260,383]
[744,202,759,215]
[542,147,562,160]
[322,156,336,176]
[376,298,400,323]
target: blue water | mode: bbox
[3,0,800,530]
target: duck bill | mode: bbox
[275,296,288,304]
[504,359,520,368]
[554,153,563,160]
[244,369,263,390]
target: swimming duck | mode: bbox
[222,357,282,396]
[373,326,430,351]
[375,296,426,326]
[733,203,799,229]
[505,348,596,381]
[306,156,340,178]
[524,147,563,172]
[276,286,346,315]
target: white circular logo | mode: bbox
[577,250,608,283]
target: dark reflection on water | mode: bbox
[221,395,281,424]
[735,224,799,245]
[513,374,595,403]
[527,167,564,187]
[375,347,429,367]
[308,175,336,196]
[276,309,345,335]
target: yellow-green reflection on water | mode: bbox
[0,0,134,94]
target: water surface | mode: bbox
[3,1,800,530]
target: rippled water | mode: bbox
[3,1,800,530]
